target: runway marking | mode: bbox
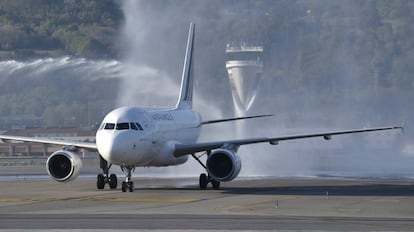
[336,208,361,212]
[372,198,401,203]
[214,196,299,213]
[0,197,200,203]
[0,198,63,202]
[77,197,200,203]
[0,230,280,232]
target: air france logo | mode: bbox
[152,113,174,121]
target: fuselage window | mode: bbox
[116,123,129,130]
[104,123,115,130]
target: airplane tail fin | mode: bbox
[175,23,195,110]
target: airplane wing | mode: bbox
[0,135,97,151]
[174,125,403,157]
[201,114,272,125]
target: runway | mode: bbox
[0,177,414,231]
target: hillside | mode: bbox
[0,0,413,130]
[0,0,122,59]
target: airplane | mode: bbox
[0,23,403,192]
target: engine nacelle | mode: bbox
[206,149,241,182]
[46,150,82,182]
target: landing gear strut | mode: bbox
[97,155,118,190]
[121,166,135,192]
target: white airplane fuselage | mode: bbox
[96,106,202,167]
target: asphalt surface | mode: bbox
[0,177,414,231]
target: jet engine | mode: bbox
[46,150,82,182]
[206,149,241,182]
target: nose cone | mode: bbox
[97,131,129,165]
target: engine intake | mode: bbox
[46,150,82,182]
[206,149,241,182]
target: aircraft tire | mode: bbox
[97,174,105,189]
[121,181,134,192]
[109,174,117,189]
[128,182,134,192]
[212,179,220,190]
[121,181,127,192]
[199,173,208,189]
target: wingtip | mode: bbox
[399,120,406,134]
[393,121,405,134]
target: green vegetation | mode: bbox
[0,72,118,128]
[0,0,122,59]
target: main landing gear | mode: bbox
[192,153,221,190]
[199,173,220,190]
[97,155,118,190]
[121,166,135,192]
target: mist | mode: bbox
[0,57,121,81]
[117,0,413,179]
[0,57,123,127]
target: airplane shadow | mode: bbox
[133,183,414,197]
[219,184,414,196]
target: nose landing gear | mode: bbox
[121,166,135,192]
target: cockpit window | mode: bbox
[116,123,129,130]
[130,122,143,131]
[130,122,138,130]
[135,122,143,130]
[103,122,143,131]
[104,123,115,130]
